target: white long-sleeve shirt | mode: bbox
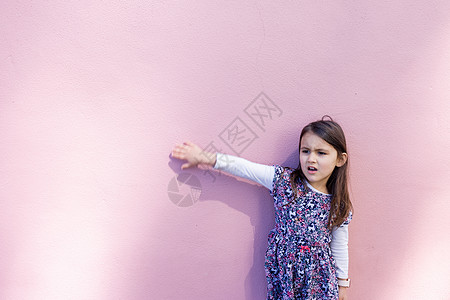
[213,153,350,279]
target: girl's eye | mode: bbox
[319,152,327,155]
[301,150,309,154]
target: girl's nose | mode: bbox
[307,154,317,163]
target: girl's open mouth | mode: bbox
[307,166,317,173]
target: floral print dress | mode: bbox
[265,165,351,300]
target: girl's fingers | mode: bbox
[172,142,199,165]
[172,143,194,158]
[183,141,197,150]
[171,147,185,158]
[172,143,186,152]
[174,142,194,154]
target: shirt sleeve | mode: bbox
[213,153,275,190]
[330,224,349,279]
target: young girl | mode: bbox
[171,116,353,300]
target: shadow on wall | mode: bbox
[167,149,299,299]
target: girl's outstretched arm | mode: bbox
[172,141,275,190]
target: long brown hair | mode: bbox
[289,116,353,228]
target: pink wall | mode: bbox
[1,1,450,299]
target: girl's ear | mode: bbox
[336,152,348,167]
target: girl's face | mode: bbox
[299,131,347,194]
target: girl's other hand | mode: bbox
[338,286,348,300]
[171,141,216,169]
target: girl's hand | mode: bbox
[338,286,348,300]
[171,141,216,169]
